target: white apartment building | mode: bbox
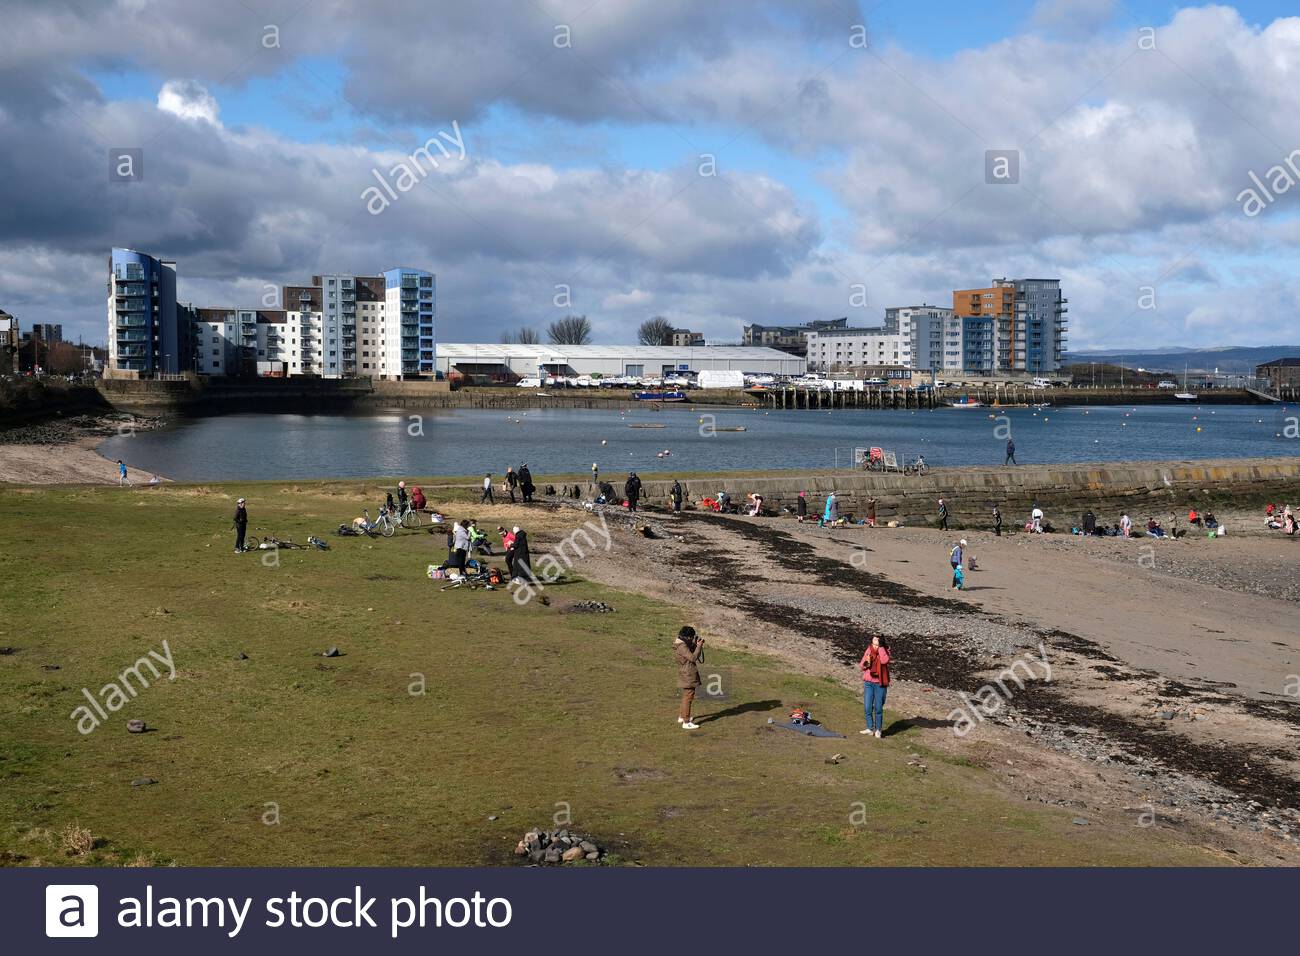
[190,269,435,379]
[804,328,912,371]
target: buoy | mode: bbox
[1195,426,1202,432]
[601,439,607,445]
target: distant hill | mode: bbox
[1062,345,1300,375]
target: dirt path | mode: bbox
[574,505,1300,865]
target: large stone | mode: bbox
[561,846,585,862]
[543,847,563,864]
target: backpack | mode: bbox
[789,708,812,725]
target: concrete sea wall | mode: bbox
[630,457,1300,528]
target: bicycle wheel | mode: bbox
[903,464,915,477]
[916,463,929,476]
[381,519,396,538]
[244,537,260,551]
[401,510,421,529]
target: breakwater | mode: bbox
[632,457,1300,528]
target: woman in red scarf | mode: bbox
[859,636,891,738]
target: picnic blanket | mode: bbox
[771,720,845,738]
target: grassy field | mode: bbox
[0,481,1221,866]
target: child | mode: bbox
[952,563,965,590]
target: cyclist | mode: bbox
[397,481,409,513]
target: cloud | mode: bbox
[3,2,1300,351]
[157,80,221,125]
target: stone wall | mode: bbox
[631,457,1300,528]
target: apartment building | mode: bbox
[952,278,1067,374]
[108,250,437,380]
[671,328,705,347]
[106,248,189,376]
[743,318,847,355]
[804,326,911,371]
[0,309,18,373]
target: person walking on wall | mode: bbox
[1005,438,1017,465]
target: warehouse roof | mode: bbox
[436,344,799,360]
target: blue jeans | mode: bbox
[863,681,887,731]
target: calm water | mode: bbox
[98,404,1298,482]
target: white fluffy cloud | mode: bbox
[157,80,221,125]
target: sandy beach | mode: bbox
[576,503,1300,864]
[0,414,167,485]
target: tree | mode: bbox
[547,315,592,345]
[500,326,540,344]
[637,316,675,346]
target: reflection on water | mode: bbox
[96,404,1297,481]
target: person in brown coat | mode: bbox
[866,496,877,528]
[673,626,705,730]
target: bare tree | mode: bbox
[500,326,540,344]
[547,315,593,345]
[637,316,675,346]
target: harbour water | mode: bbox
[96,403,1298,482]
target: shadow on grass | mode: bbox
[697,699,782,724]
[883,716,958,737]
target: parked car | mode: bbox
[1157,380,1178,389]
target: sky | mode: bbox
[3,0,1300,350]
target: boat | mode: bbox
[628,423,668,428]
[633,390,687,402]
[948,395,984,409]
[715,426,747,432]
[1174,365,1197,401]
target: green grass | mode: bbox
[0,483,1220,866]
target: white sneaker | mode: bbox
[874,730,882,738]
[860,728,873,735]
[681,722,699,730]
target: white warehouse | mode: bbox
[435,344,805,382]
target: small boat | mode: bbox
[628,423,668,428]
[1174,392,1197,401]
[715,426,747,432]
[948,395,984,409]
[633,390,686,402]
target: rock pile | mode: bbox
[568,600,615,614]
[514,828,603,864]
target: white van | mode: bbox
[1157,380,1178,389]
[1031,378,1052,388]
[516,377,542,388]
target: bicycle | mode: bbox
[397,501,423,529]
[903,455,929,477]
[358,507,397,538]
